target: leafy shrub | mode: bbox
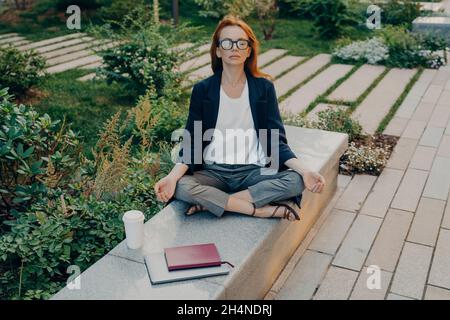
[377,25,445,69]
[193,0,255,19]
[378,0,421,28]
[0,90,175,299]
[0,88,81,219]
[340,139,390,175]
[0,46,46,96]
[314,107,363,142]
[97,0,146,23]
[289,0,357,39]
[333,37,389,65]
[282,107,362,142]
[333,26,446,69]
[255,0,279,40]
[91,6,195,97]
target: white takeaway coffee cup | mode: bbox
[122,210,145,249]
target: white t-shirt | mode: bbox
[203,79,269,166]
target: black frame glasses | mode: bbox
[217,38,251,50]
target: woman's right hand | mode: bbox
[154,175,178,203]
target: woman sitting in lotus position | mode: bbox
[154,15,325,221]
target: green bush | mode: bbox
[91,6,195,97]
[0,47,46,96]
[378,0,421,28]
[287,0,357,39]
[0,88,82,220]
[377,25,445,69]
[314,107,363,142]
[0,91,175,299]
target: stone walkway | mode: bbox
[265,63,450,300]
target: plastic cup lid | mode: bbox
[122,210,144,222]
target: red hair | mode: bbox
[209,15,273,80]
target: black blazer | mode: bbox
[178,66,298,176]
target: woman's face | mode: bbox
[216,25,252,67]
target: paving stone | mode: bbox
[338,174,352,189]
[437,134,450,157]
[306,103,347,122]
[386,293,414,300]
[352,68,417,134]
[34,37,93,54]
[349,267,392,300]
[383,117,409,136]
[424,285,450,300]
[256,48,288,68]
[395,96,421,120]
[308,209,356,255]
[437,90,450,106]
[401,120,427,140]
[0,33,18,39]
[391,168,429,212]
[407,197,446,247]
[274,54,331,98]
[429,105,450,128]
[79,61,103,69]
[432,68,450,86]
[443,201,450,229]
[179,52,211,73]
[280,64,353,114]
[313,266,359,300]
[42,39,108,59]
[411,102,437,122]
[386,137,419,170]
[327,64,386,102]
[390,242,433,299]
[46,42,115,66]
[261,55,304,79]
[333,214,383,271]
[421,84,444,104]
[276,250,332,300]
[409,146,437,171]
[419,126,444,147]
[365,209,413,272]
[17,33,85,51]
[0,39,30,49]
[45,55,102,74]
[423,156,450,200]
[360,168,404,218]
[77,73,97,82]
[335,174,377,212]
[0,36,25,45]
[428,229,450,290]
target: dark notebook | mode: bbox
[164,243,234,271]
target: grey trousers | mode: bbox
[173,163,305,217]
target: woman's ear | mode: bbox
[216,47,221,58]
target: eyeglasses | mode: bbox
[217,38,251,50]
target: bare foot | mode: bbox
[255,204,298,221]
[185,204,207,216]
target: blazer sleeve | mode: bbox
[177,83,203,174]
[266,82,297,168]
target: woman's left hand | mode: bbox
[302,170,326,193]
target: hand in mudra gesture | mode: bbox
[303,170,326,193]
[154,175,177,203]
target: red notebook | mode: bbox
[164,243,234,271]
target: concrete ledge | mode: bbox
[51,126,348,300]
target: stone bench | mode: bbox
[51,126,348,300]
